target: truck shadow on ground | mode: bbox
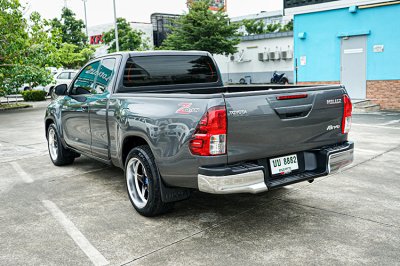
[84,163,299,226]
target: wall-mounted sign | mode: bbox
[373,45,384,53]
[343,48,363,54]
[187,0,227,11]
[90,34,104,45]
[300,56,306,66]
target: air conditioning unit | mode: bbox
[281,50,293,60]
[231,50,251,63]
[268,51,280,60]
[258,52,269,62]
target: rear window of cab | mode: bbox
[123,55,218,87]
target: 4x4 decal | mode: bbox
[176,103,200,114]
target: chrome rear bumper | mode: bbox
[198,142,354,194]
[198,170,268,194]
[328,147,354,174]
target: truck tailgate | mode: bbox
[224,86,348,164]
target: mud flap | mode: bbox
[159,178,191,203]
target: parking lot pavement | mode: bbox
[0,106,399,265]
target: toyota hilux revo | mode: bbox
[45,51,354,216]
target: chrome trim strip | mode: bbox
[198,170,268,194]
[328,148,354,174]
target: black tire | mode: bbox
[239,78,246,84]
[47,124,75,166]
[270,78,275,84]
[125,145,173,216]
[281,77,289,85]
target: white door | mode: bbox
[341,35,367,99]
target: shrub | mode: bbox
[21,90,47,101]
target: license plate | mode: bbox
[269,154,299,175]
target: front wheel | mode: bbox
[47,124,75,166]
[125,145,173,216]
[281,77,289,85]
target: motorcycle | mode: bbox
[270,71,289,84]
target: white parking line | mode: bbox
[381,119,400,126]
[10,161,34,183]
[352,123,400,130]
[42,200,109,266]
[355,148,377,154]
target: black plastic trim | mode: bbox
[199,163,265,177]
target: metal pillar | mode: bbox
[112,0,119,51]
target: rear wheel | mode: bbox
[281,77,289,85]
[47,124,75,166]
[125,145,173,216]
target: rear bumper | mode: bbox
[328,145,354,174]
[197,142,354,194]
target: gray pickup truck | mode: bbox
[45,51,354,216]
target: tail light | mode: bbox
[189,106,227,156]
[342,94,352,134]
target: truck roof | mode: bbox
[103,50,211,58]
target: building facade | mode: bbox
[150,13,180,47]
[286,0,400,110]
[213,11,294,84]
[213,32,294,84]
[88,22,154,57]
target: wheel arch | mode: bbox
[45,118,54,139]
[121,135,150,167]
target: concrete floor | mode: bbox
[0,102,399,266]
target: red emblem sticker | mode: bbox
[176,103,200,114]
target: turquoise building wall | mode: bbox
[294,4,400,82]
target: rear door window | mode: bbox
[93,58,117,94]
[123,55,218,87]
[70,61,100,95]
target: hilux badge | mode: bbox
[327,99,342,105]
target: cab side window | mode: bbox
[93,58,117,94]
[71,61,100,95]
[57,72,69,79]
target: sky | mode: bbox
[22,0,283,27]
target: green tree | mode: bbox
[0,1,57,93]
[26,12,61,69]
[281,19,293,32]
[102,17,149,53]
[50,7,87,49]
[242,19,265,35]
[265,22,281,33]
[56,43,95,69]
[160,0,240,55]
[49,7,95,69]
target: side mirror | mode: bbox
[54,84,68,96]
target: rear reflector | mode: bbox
[342,94,352,134]
[189,106,227,156]
[277,94,308,100]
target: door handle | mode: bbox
[274,104,312,119]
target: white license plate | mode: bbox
[269,154,299,175]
